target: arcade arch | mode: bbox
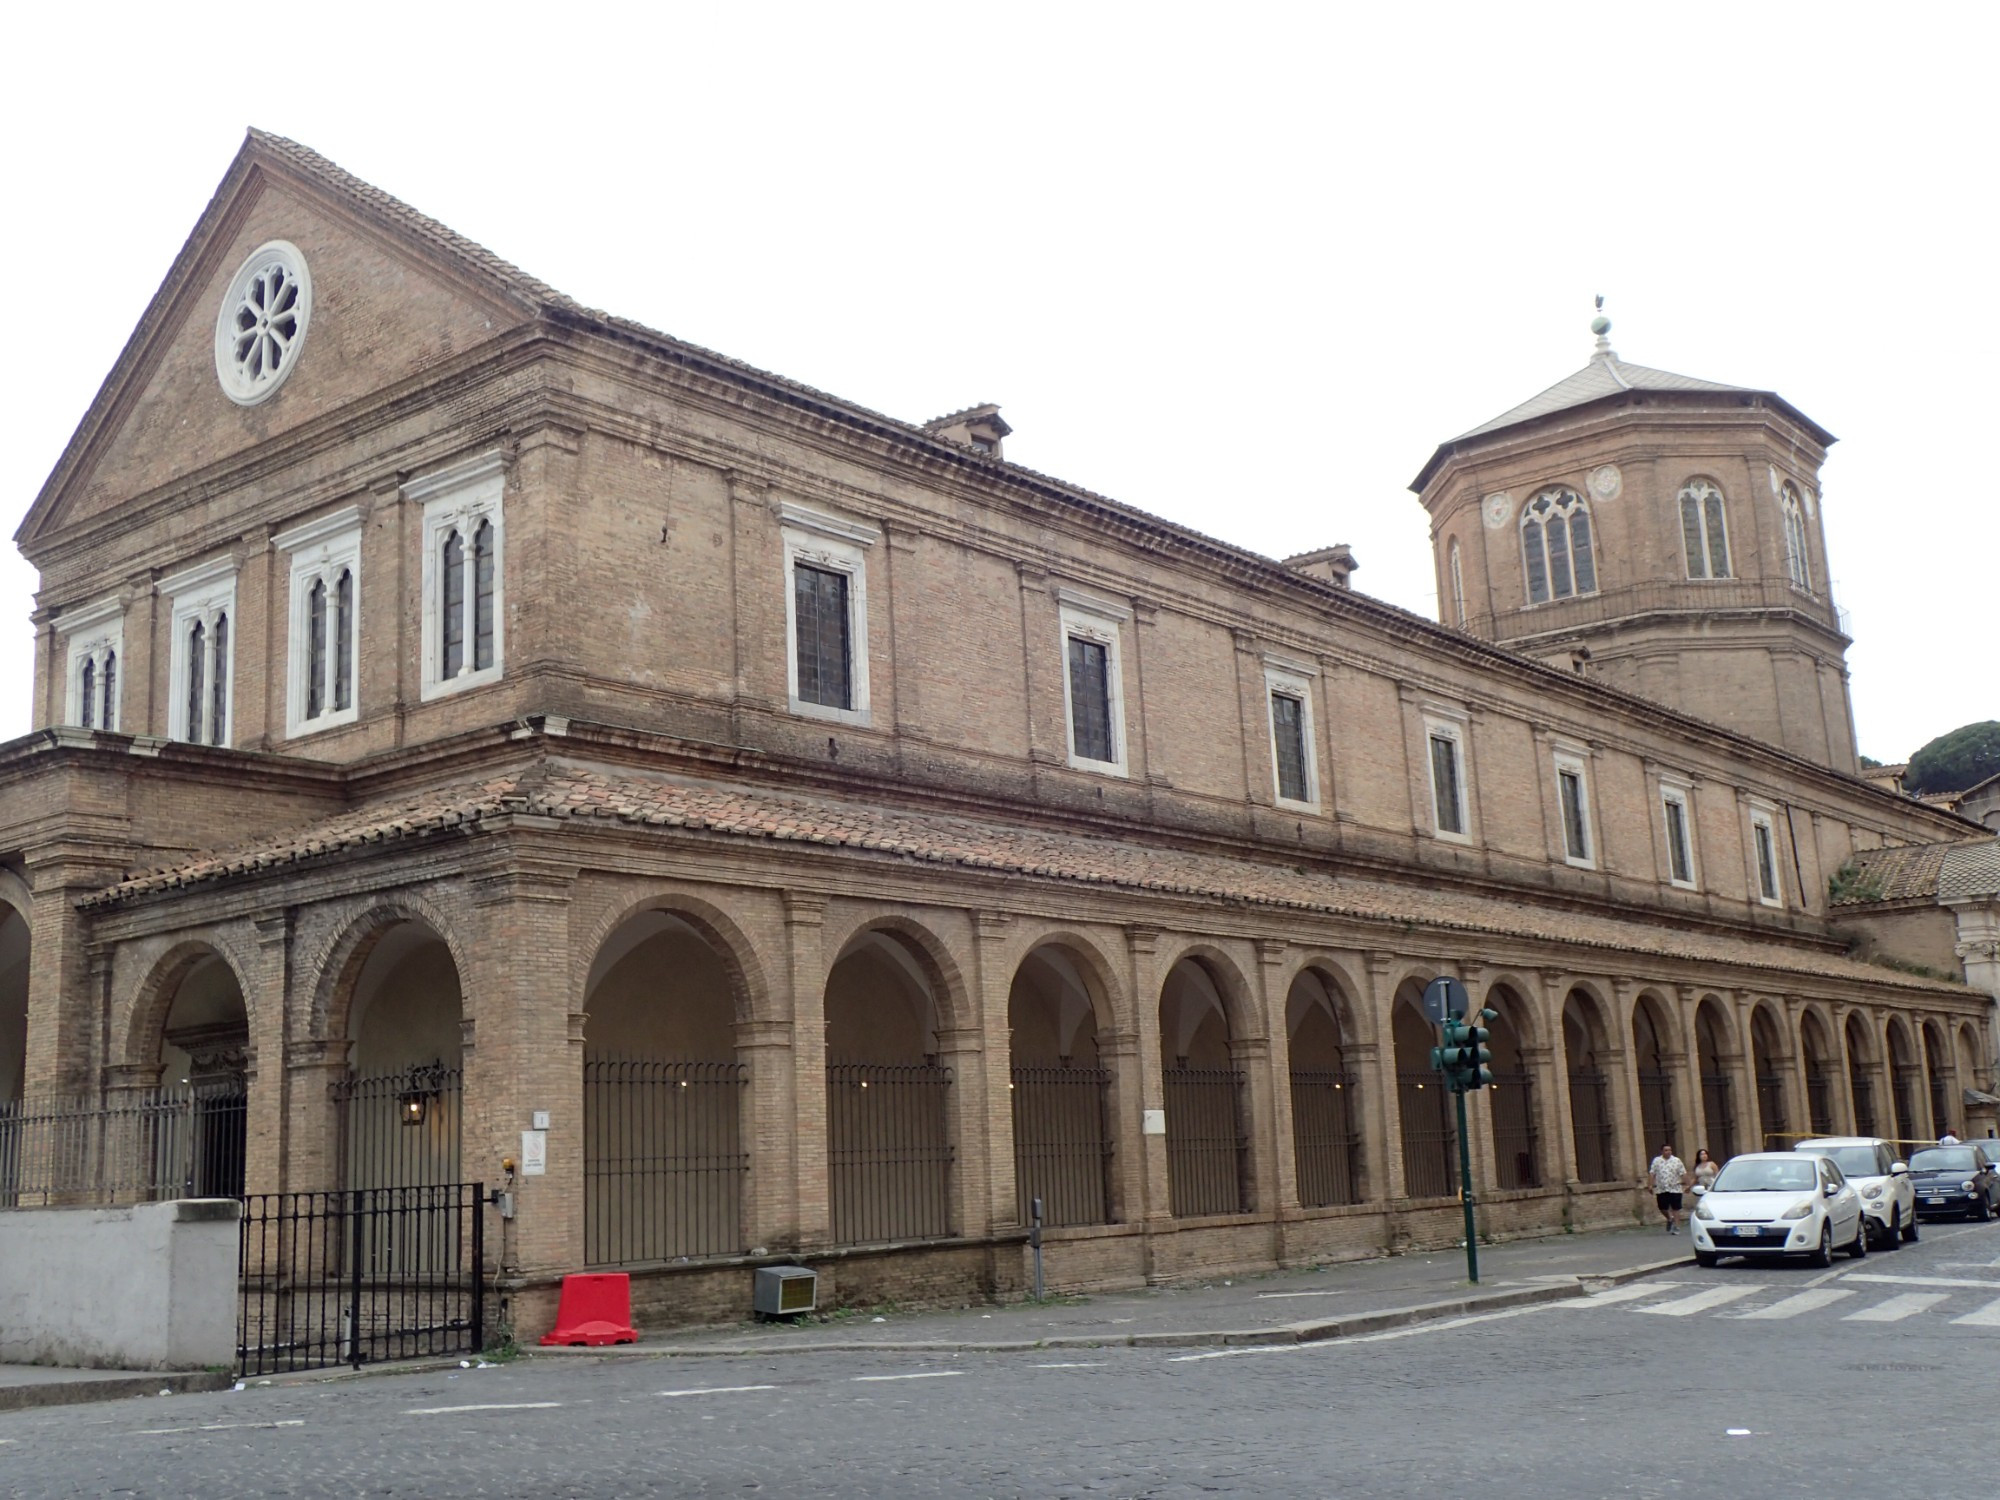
[1159,954,1250,1217]
[1750,1006,1789,1151]
[1886,1018,1921,1146]
[154,952,249,1199]
[1562,989,1616,1183]
[1694,999,1738,1160]
[0,905,25,1110]
[1287,967,1361,1206]
[1631,994,1679,1158]
[1008,943,1114,1227]
[1393,981,1455,1199]
[1845,1013,1879,1138]
[1487,984,1542,1190]
[1801,1010,1837,1135]
[341,919,465,1189]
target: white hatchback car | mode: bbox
[1794,1136,1917,1249]
[1690,1150,1867,1267]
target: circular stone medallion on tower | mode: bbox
[1587,464,1622,501]
[1481,491,1515,530]
[213,240,312,406]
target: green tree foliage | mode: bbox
[1906,720,2000,795]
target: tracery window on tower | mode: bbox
[1678,479,1732,580]
[1447,538,1467,627]
[1519,487,1597,605]
[1780,482,1813,593]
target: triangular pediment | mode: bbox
[18,131,561,551]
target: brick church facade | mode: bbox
[1,133,1993,1337]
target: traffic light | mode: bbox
[1429,1009,1499,1091]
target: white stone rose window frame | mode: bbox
[412,452,506,701]
[160,557,238,747]
[213,241,313,407]
[60,595,124,733]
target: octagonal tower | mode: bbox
[1412,311,1857,773]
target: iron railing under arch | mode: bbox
[1756,1072,1789,1151]
[334,1064,463,1192]
[1396,1069,1457,1200]
[827,1062,953,1244]
[1636,1071,1679,1159]
[1930,1067,1954,1141]
[1700,1073,1738,1161]
[0,1083,244,1207]
[1164,1064,1249,1217]
[584,1057,748,1265]
[1289,1069,1361,1207]
[1892,1065,1922,1145]
[1850,1068,1878,1138]
[1806,1067,1835,1136]
[1010,1064,1113,1228]
[1564,1070,1614,1184]
[1493,1068,1544,1188]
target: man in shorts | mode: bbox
[1647,1143,1689,1235]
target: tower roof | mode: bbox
[1409,314,1835,493]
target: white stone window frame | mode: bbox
[159,557,238,747]
[1779,481,1814,595]
[60,595,124,732]
[780,502,877,728]
[1422,707,1471,844]
[1262,654,1320,812]
[1748,800,1785,907]
[1551,744,1597,869]
[412,452,507,702]
[1447,537,1467,628]
[1057,588,1131,778]
[1658,775,1701,891]
[274,507,363,740]
[1678,478,1733,581]
[213,240,313,408]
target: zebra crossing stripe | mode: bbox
[1949,1296,2000,1327]
[1550,1281,1687,1307]
[1844,1293,1949,1322]
[1636,1286,1759,1317]
[1735,1288,1854,1320]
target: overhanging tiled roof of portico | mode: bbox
[80,765,1973,1000]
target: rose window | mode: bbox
[213,241,312,405]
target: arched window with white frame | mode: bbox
[1520,487,1597,605]
[1678,479,1731,579]
[412,452,506,700]
[1780,481,1812,593]
[162,557,237,747]
[60,596,123,733]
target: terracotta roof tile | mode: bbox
[81,767,1969,996]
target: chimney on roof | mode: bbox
[1283,544,1358,590]
[922,403,1011,460]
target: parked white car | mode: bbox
[1690,1150,1867,1267]
[1794,1136,1917,1248]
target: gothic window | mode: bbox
[1780,482,1813,593]
[1520,487,1597,605]
[61,599,123,733]
[1679,479,1732,579]
[1447,538,1467,627]
[275,509,362,738]
[163,559,236,747]
[413,453,506,700]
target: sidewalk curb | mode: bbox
[538,1250,1695,1360]
[0,1370,233,1415]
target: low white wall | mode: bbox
[0,1199,238,1369]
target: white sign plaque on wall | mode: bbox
[1142,1109,1167,1136]
[520,1129,548,1176]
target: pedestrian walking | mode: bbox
[1692,1147,1719,1194]
[1647,1143,1690,1235]
[1939,1126,1961,1145]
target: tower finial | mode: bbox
[1589,294,1614,358]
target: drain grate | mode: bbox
[1843,1362,1941,1373]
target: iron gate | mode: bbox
[237,1182,484,1375]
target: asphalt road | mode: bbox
[8,1219,2000,1498]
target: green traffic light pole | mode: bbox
[1455,1080,1478,1285]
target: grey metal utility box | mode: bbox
[753,1265,817,1318]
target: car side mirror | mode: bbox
[1891,1162,1908,1175]
[1823,1184,1839,1198]
[1691,1184,1707,1197]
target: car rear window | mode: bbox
[1911,1148,1976,1171]
[1800,1146,1879,1178]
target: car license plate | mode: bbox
[1927,1196,1946,1205]
[1735,1225,1760,1237]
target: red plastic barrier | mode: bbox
[539,1272,638,1346]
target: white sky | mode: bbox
[2,4,1992,763]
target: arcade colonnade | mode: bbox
[12,866,1991,1322]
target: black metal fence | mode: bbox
[1892,1065,1921,1144]
[1930,1069,1954,1142]
[1807,1068,1834,1135]
[1850,1069,1878,1137]
[237,1183,483,1376]
[1163,1065,1248,1217]
[1011,1065,1113,1227]
[1396,1070,1457,1200]
[1700,1073,1738,1160]
[1565,1070,1614,1184]
[584,1057,747,1265]
[334,1064,462,1191]
[0,1085,245,1207]
[827,1062,952,1244]
[1492,1070,1543,1188]
[1289,1070,1361,1207]
[1637,1071,1678,1158]
[1756,1072,1789,1151]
